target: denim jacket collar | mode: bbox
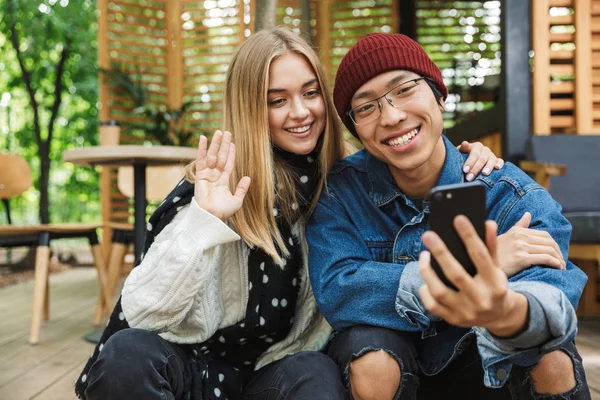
[366,134,464,207]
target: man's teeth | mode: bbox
[386,128,419,146]
[287,125,311,133]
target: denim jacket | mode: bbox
[306,135,587,388]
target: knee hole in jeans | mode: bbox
[349,350,401,400]
[530,349,576,395]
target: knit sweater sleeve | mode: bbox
[121,199,241,334]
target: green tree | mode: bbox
[0,0,99,224]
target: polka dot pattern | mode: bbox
[76,154,320,400]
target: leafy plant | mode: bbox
[101,64,195,147]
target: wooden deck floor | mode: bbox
[0,267,598,399]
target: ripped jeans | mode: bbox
[326,325,590,400]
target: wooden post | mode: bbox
[166,1,183,112]
[391,0,400,34]
[255,0,277,31]
[575,0,594,134]
[316,0,331,81]
[398,0,416,38]
[98,0,112,258]
[532,0,551,135]
[300,0,314,45]
[248,0,256,37]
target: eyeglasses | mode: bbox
[347,77,425,125]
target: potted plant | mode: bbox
[101,64,195,147]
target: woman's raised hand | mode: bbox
[194,130,251,221]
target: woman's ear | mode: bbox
[439,99,445,112]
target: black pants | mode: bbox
[326,325,591,400]
[84,328,348,400]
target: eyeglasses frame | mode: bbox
[347,77,426,125]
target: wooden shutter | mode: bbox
[531,0,596,134]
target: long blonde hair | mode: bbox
[186,28,346,262]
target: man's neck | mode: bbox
[389,137,447,198]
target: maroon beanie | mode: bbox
[333,33,448,136]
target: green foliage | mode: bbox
[137,102,195,147]
[0,0,100,223]
[101,64,196,147]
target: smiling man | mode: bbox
[307,33,590,399]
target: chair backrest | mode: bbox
[527,135,600,213]
[117,165,184,202]
[0,153,33,200]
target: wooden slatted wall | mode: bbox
[97,0,399,250]
[593,0,600,132]
[275,0,308,35]
[314,0,399,84]
[272,0,399,86]
[415,1,502,130]
[100,0,250,144]
[97,0,250,252]
[532,0,595,134]
[180,0,249,135]
[98,0,171,252]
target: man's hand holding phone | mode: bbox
[419,216,530,338]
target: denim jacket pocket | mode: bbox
[366,240,394,263]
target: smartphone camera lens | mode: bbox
[434,192,443,201]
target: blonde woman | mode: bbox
[76,28,504,400]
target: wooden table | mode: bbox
[63,145,197,262]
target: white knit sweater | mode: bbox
[121,199,333,369]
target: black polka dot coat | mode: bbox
[75,150,333,399]
[119,198,332,360]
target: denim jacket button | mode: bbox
[496,368,508,381]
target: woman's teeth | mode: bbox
[386,127,420,146]
[287,125,311,133]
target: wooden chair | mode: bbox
[520,135,600,317]
[0,153,112,344]
[98,165,184,321]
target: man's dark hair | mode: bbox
[424,77,444,106]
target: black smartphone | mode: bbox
[428,182,486,290]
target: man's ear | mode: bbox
[439,99,445,112]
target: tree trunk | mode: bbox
[255,0,277,31]
[38,143,51,224]
[7,1,69,224]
